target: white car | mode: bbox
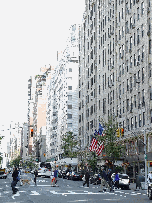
[38,168,51,178]
[111,173,130,189]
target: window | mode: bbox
[131,117,133,130]
[149,40,151,54]
[134,95,136,107]
[139,114,142,127]
[142,68,144,83]
[69,68,72,72]
[135,116,137,128]
[68,95,72,100]
[127,99,129,111]
[137,29,140,45]
[141,24,144,37]
[103,98,106,114]
[143,112,145,126]
[68,105,72,109]
[141,2,144,15]
[67,123,72,128]
[137,7,140,20]
[150,87,152,100]
[67,114,72,119]
[68,86,72,90]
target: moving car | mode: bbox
[38,168,52,178]
[111,173,130,189]
[0,168,8,179]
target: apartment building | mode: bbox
[79,0,152,173]
[46,24,79,162]
[27,67,50,162]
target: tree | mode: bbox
[87,152,98,173]
[10,156,22,168]
[98,117,125,168]
[62,131,78,158]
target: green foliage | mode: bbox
[23,157,36,170]
[99,117,125,162]
[87,152,98,173]
[10,156,22,168]
[62,131,78,158]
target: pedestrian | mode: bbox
[83,169,90,187]
[54,168,58,185]
[100,168,109,191]
[114,171,119,189]
[34,169,38,185]
[11,167,19,194]
[107,169,113,191]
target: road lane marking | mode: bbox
[30,191,40,195]
[50,191,115,195]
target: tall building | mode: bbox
[46,24,80,162]
[79,0,152,175]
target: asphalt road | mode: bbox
[0,173,150,203]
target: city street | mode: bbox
[0,173,150,203]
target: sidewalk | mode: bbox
[129,182,147,191]
[129,183,137,190]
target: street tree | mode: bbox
[62,131,78,158]
[10,156,22,168]
[98,117,125,169]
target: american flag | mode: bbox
[96,141,104,156]
[89,124,105,156]
[89,137,98,152]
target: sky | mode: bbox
[0,0,85,127]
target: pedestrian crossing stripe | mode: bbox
[30,191,40,195]
[50,191,114,195]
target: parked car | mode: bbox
[66,170,73,180]
[111,173,130,189]
[62,170,67,179]
[72,172,81,181]
[90,174,101,185]
[0,168,8,179]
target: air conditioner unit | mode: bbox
[137,61,140,66]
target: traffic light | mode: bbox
[121,128,124,136]
[116,128,120,137]
[44,153,46,157]
[31,129,33,137]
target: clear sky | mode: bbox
[0,0,85,126]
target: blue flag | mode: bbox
[99,123,104,135]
